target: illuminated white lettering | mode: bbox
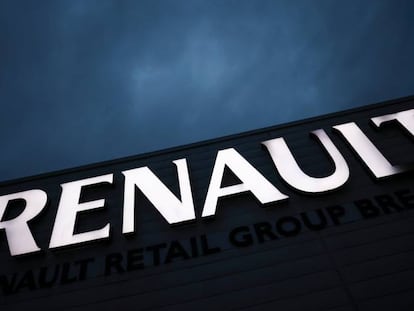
[122,158,195,233]
[202,148,288,217]
[0,190,47,256]
[262,129,349,193]
[49,174,113,248]
[333,122,406,178]
[371,108,414,136]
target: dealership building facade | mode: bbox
[1,96,414,310]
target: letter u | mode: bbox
[262,129,349,193]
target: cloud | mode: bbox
[0,0,413,181]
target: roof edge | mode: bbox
[1,94,413,187]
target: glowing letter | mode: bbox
[202,148,288,217]
[122,159,195,233]
[334,122,406,178]
[49,174,113,248]
[0,190,47,256]
[371,108,414,136]
[262,129,349,193]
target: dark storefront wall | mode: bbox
[1,97,414,310]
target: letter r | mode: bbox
[0,190,47,256]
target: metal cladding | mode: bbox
[0,96,414,310]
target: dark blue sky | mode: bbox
[0,0,413,182]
